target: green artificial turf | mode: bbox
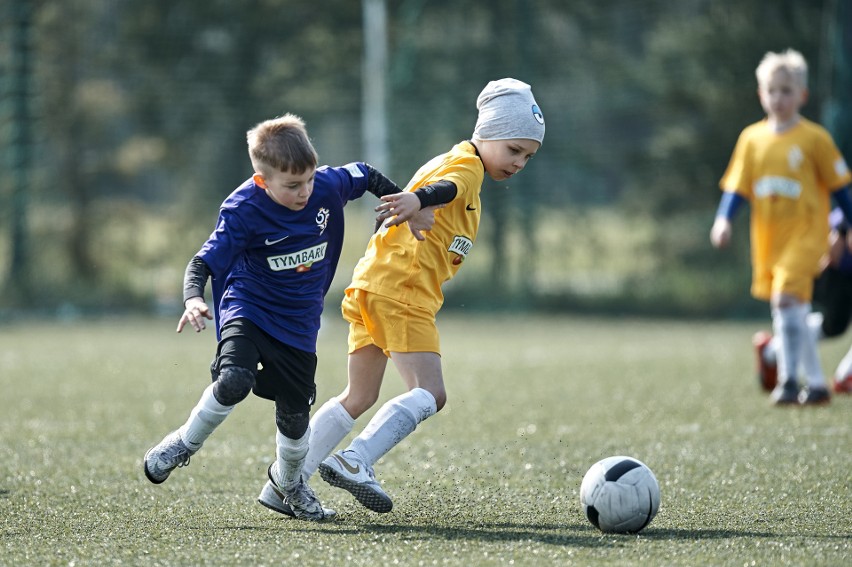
[1,315,849,566]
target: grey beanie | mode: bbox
[472,78,545,145]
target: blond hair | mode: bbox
[246,113,318,176]
[755,49,808,89]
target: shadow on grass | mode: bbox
[203,520,609,547]
[649,528,851,541]
[355,521,636,548]
[349,522,786,547]
[201,517,848,547]
[636,527,776,539]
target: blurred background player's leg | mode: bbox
[770,303,808,405]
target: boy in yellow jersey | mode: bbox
[711,49,852,406]
[752,207,852,396]
[256,78,544,513]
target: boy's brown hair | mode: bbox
[247,113,318,176]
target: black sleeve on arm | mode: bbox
[183,256,212,304]
[365,164,402,198]
[414,180,457,208]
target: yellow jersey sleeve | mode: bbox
[812,125,852,190]
[719,125,757,197]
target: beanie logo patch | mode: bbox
[532,105,545,125]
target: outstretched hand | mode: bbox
[710,217,732,249]
[177,296,213,333]
[376,193,443,241]
[376,192,421,226]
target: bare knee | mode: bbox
[338,390,380,419]
[431,388,447,412]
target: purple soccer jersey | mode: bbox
[197,163,370,352]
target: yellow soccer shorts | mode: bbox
[341,288,441,356]
[752,261,818,302]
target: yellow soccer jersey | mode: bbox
[720,118,852,300]
[347,141,484,313]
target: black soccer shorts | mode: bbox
[212,317,317,411]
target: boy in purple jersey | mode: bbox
[142,114,434,521]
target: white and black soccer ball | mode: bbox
[580,455,661,534]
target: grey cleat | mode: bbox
[318,450,393,513]
[257,480,296,518]
[144,430,196,484]
[267,463,336,521]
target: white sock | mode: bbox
[798,305,826,388]
[303,398,355,480]
[835,345,852,381]
[178,383,234,451]
[806,311,824,342]
[772,303,808,386]
[348,388,437,467]
[766,313,823,372]
[275,429,309,490]
[765,335,779,364]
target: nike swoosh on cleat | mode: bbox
[333,454,361,475]
[269,483,286,499]
[265,236,289,245]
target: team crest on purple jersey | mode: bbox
[316,208,330,234]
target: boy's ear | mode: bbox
[253,173,268,189]
[801,87,809,105]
